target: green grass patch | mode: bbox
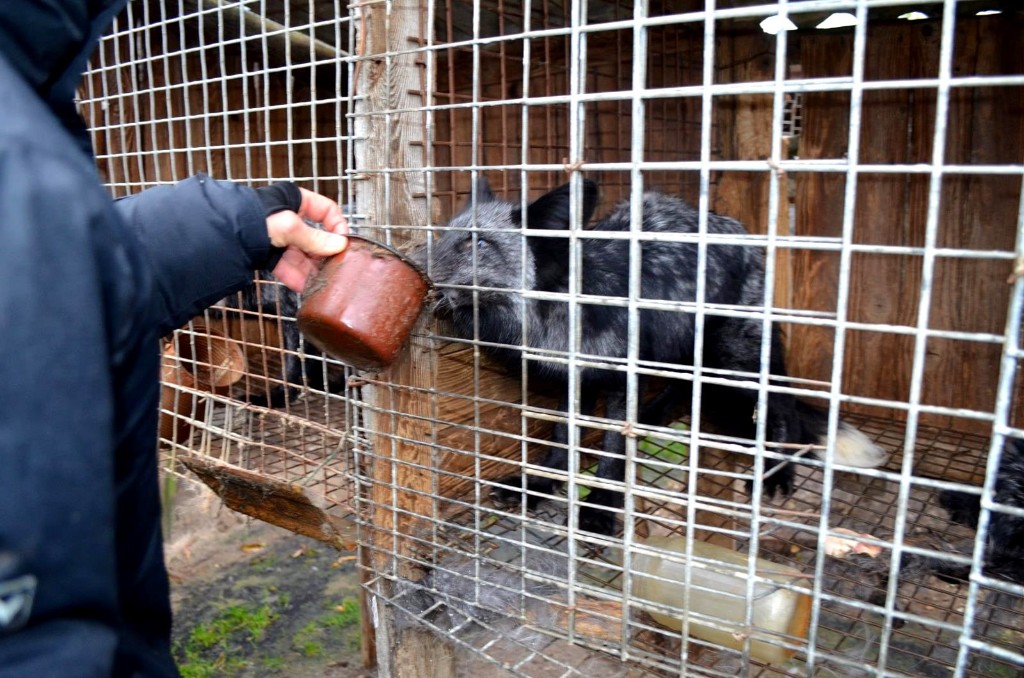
[261,656,285,672]
[175,603,280,676]
[638,422,690,463]
[248,554,279,572]
[291,598,363,657]
[160,473,178,540]
[322,597,361,628]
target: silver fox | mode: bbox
[421,178,886,535]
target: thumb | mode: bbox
[267,211,348,257]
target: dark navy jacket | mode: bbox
[0,2,278,675]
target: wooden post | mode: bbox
[352,0,447,673]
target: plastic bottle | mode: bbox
[610,536,812,665]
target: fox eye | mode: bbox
[460,237,489,252]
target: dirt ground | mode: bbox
[161,482,638,678]
[164,481,376,678]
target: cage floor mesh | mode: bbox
[371,415,1023,678]
[160,363,1022,677]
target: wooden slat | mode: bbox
[181,456,357,550]
[354,0,436,581]
[712,31,775,233]
[787,32,851,413]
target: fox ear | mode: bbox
[526,180,598,230]
[474,176,498,203]
[458,176,498,211]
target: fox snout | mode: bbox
[431,284,466,316]
[432,278,512,312]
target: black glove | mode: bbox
[255,181,303,216]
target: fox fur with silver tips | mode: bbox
[421,178,886,535]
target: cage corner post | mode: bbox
[352,0,456,675]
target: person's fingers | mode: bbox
[265,189,350,293]
[267,211,348,256]
[272,248,320,292]
[297,187,349,235]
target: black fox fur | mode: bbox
[935,438,1024,586]
[421,178,885,535]
[214,271,345,407]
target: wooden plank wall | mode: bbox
[431,23,704,217]
[711,31,793,311]
[790,16,1023,435]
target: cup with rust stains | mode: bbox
[297,235,431,371]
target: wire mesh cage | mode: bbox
[80,0,361,546]
[81,0,1023,676]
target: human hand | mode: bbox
[266,188,349,292]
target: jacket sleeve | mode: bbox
[112,173,273,336]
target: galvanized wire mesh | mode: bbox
[80,0,360,526]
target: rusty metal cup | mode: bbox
[296,235,431,371]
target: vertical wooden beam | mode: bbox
[712,32,775,233]
[354,0,434,567]
[352,1,441,674]
[712,31,793,335]
[788,31,851,397]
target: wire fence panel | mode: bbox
[81,0,361,546]
[83,0,1023,676]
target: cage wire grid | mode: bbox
[80,0,362,528]
[78,0,1024,676]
